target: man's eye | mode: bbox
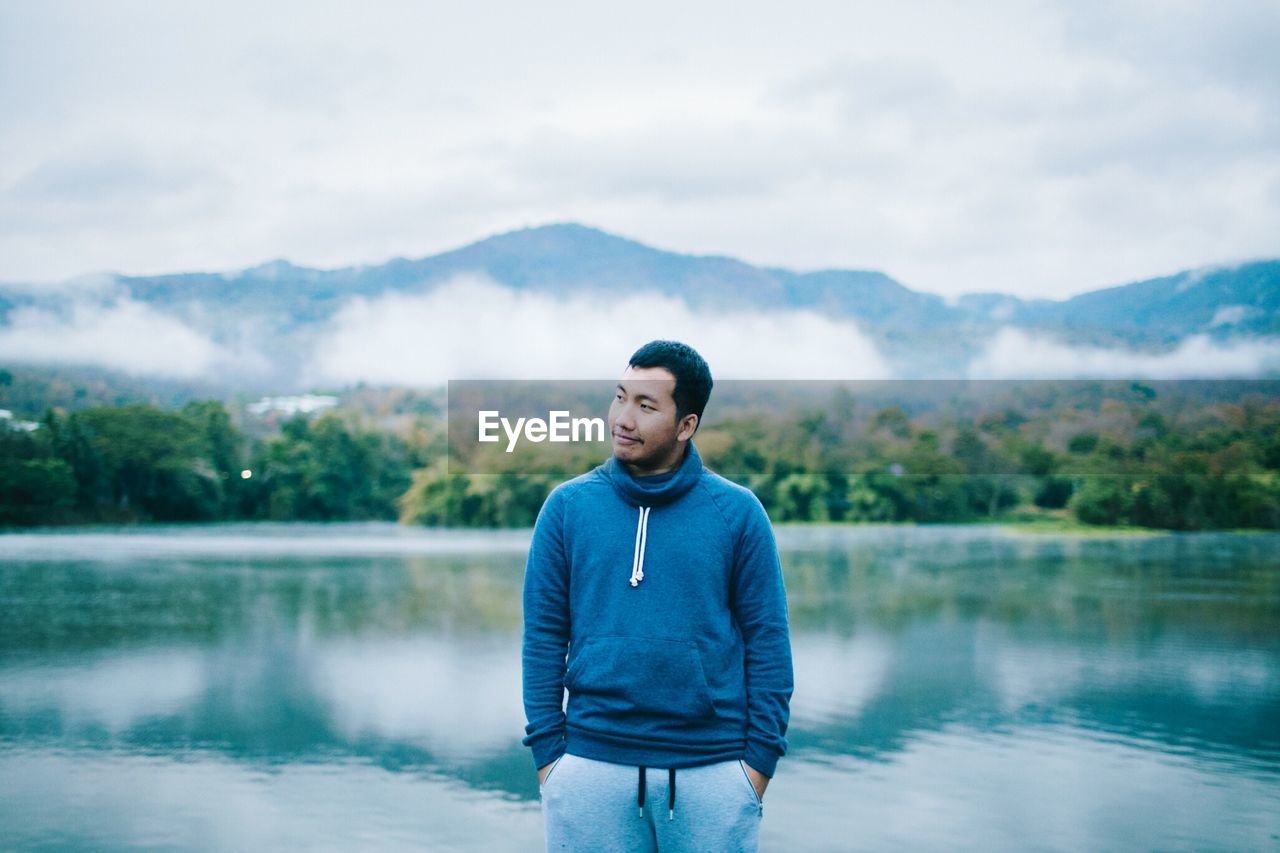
[641,404,652,411]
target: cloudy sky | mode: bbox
[1,0,1277,299]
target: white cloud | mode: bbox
[1209,305,1248,327]
[967,327,1280,379]
[0,296,268,379]
[306,275,892,386]
[1060,0,1280,99]
[0,1,1277,299]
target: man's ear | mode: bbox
[677,413,699,441]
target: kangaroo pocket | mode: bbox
[565,636,716,723]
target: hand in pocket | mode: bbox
[742,762,768,800]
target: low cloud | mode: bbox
[968,327,1280,379]
[0,296,267,379]
[306,275,891,386]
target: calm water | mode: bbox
[0,523,1277,851]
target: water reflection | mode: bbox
[1,523,1277,851]
[2,649,205,733]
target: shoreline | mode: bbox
[2,517,1273,537]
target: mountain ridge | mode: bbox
[5,222,1272,335]
[0,222,1276,388]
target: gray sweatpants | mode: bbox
[539,752,764,852]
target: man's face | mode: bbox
[609,365,698,475]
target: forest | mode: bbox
[2,381,1277,531]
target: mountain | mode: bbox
[1015,263,1280,345]
[54,224,948,331]
[0,223,1276,394]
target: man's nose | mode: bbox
[614,403,637,429]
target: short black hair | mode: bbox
[627,340,713,431]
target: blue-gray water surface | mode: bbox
[0,523,1277,851]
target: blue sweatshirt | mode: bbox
[521,440,794,777]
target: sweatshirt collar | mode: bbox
[602,440,703,507]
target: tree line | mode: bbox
[3,383,1278,530]
[0,402,426,526]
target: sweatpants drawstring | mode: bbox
[636,766,677,820]
[668,767,676,820]
[637,766,646,816]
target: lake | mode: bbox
[0,523,1277,851]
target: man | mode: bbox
[522,340,794,852]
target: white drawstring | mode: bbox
[629,506,650,587]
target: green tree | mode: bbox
[1070,478,1133,526]
[77,404,221,521]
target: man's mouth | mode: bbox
[613,432,641,445]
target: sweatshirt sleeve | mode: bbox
[731,494,794,778]
[521,486,571,769]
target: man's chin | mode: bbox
[612,445,649,466]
